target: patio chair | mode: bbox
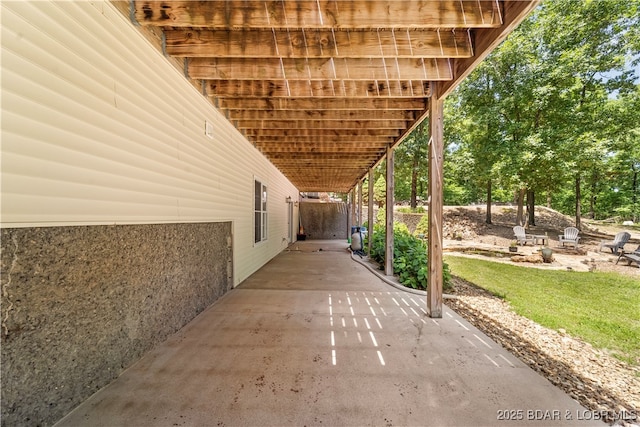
[616,245,640,267]
[558,227,580,249]
[599,231,631,254]
[513,226,535,246]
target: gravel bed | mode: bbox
[447,277,640,426]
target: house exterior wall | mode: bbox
[1,0,298,281]
[1,1,299,425]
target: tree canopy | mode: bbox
[424,0,640,225]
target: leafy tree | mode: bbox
[395,123,429,207]
[534,0,639,227]
[373,174,387,208]
[439,0,639,227]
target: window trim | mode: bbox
[254,178,268,244]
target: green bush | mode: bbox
[397,206,426,214]
[366,221,451,291]
[414,214,429,236]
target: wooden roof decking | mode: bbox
[124,1,539,193]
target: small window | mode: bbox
[254,179,267,243]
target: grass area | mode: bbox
[445,256,640,366]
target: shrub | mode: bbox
[397,206,426,214]
[414,214,429,236]
[366,221,451,291]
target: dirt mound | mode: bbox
[443,205,592,240]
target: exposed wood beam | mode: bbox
[134,1,503,29]
[275,165,368,169]
[189,57,453,81]
[253,138,391,145]
[256,144,386,154]
[296,176,361,181]
[218,98,427,110]
[267,154,379,161]
[208,80,431,98]
[165,29,473,58]
[229,109,415,121]
[297,186,356,192]
[289,178,366,184]
[275,165,371,171]
[243,128,400,137]
[235,120,407,129]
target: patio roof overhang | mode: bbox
[116,0,539,194]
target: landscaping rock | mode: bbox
[510,254,544,263]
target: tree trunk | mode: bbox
[632,164,638,222]
[575,175,582,230]
[547,192,552,208]
[485,179,492,224]
[527,189,535,226]
[589,170,597,219]
[516,188,526,226]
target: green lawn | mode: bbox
[445,256,640,366]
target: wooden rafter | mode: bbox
[249,136,393,145]
[135,1,503,29]
[242,128,400,137]
[208,80,431,98]
[254,145,388,153]
[234,119,407,129]
[267,153,380,160]
[227,109,415,121]
[189,57,453,81]
[165,29,473,58]
[217,98,427,111]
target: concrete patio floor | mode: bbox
[56,240,601,426]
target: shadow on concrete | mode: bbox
[56,240,600,426]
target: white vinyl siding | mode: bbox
[0,1,299,285]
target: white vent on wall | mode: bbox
[205,120,214,139]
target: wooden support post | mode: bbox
[427,94,444,318]
[347,191,352,240]
[358,180,363,226]
[350,188,356,234]
[385,145,395,276]
[368,169,375,255]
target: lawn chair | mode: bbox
[513,226,535,246]
[616,245,640,267]
[558,227,580,249]
[599,231,631,254]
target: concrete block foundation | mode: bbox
[1,222,232,426]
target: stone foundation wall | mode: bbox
[361,208,426,234]
[300,202,348,240]
[1,222,232,426]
